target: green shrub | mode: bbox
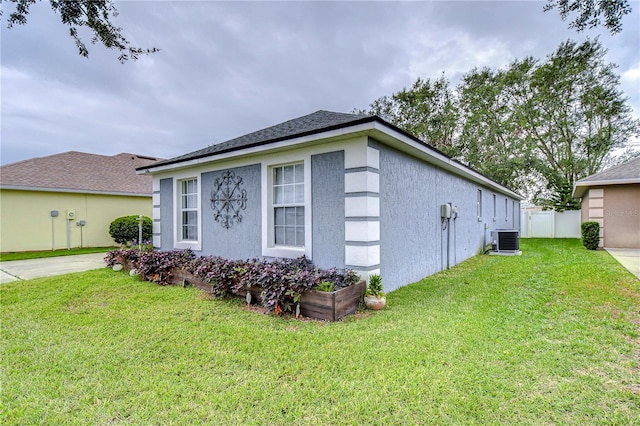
[581,221,600,250]
[109,215,152,245]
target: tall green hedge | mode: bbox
[581,221,600,250]
[109,215,152,245]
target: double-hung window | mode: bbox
[273,163,305,246]
[179,178,198,241]
[504,198,508,222]
[492,194,497,221]
[477,189,483,221]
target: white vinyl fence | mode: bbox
[520,210,581,238]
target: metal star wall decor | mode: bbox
[210,170,248,229]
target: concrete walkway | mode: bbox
[0,252,107,284]
[605,248,640,280]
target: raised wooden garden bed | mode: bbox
[299,280,366,321]
[168,268,213,292]
[113,254,365,321]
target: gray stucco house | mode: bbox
[137,111,522,292]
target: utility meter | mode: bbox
[66,210,76,220]
[440,203,451,219]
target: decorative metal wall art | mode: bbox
[210,170,248,229]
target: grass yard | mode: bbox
[0,247,116,262]
[1,239,638,424]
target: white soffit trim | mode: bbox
[572,178,640,198]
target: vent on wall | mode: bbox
[491,229,520,254]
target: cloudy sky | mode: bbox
[1,0,639,166]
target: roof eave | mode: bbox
[138,118,522,200]
[572,178,640,198]
[0,185,152,197]
[136,115,379,173]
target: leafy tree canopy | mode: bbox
[357,39,639,211]
[544,0,632,34]
[2,0,158,62]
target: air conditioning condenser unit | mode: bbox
[490,229,521,256]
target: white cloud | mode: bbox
[621,61,640,84]
[1,1,639,165]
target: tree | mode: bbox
[2,0,158,62]
[456,61,537,196]
[520,39,638,209]
[357,39,639,210]
[544,0,632,34]
[359,75,460,158]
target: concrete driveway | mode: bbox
[606,248,640,280]
[0,252,107,284]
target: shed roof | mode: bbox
[0,151,162,196]
[573,157,640,198]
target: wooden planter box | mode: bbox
[299,280,366,321]
[233,286,264,303]
[117,257,136,273]
[168,268,214,292]
[116,258,364,321]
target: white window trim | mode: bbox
[505,198,509,222]
[492,194,497,222]
[173,173,202,251]
[262,154,312,259]
[477,189,483,222]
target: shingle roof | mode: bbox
[576,157,640,183]
[146,110,373,169]
[572,156,640,198]
[0,152,162,195]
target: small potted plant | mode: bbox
[364,273,386,310]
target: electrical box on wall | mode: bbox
[50,210,59,218]
[440,203,451,219]
[66,210,76,220]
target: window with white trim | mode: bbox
[504,198,508,221]
[477,189,483,220]
[492,194,497,221]
[179,178,198,241]
[272,163,305,246]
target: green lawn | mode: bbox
[1,239,638,424]
[0,247,116,262]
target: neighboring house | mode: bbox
[572,157,640,249]
[138,111,522,292]
[0,152,161,252]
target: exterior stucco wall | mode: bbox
[580,194,590,223]
[153,136,521,292]
[311,151,345,268]
[159,178,173,251]
[0,189,151,252]
[603,184,640,248]
[200,164,262,258]
[156,150,348,268]
[582,187,605,247]
[376,141,518,292]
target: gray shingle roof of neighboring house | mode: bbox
[573,157,640,198]
[144,110,375,169]
[0,152,162,195]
